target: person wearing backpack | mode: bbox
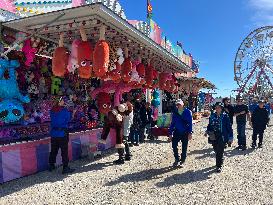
[168,99,193,167]
[205,102,233,173]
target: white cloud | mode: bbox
[248,0,273,25]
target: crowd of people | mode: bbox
[47,95,270,175]
[168,96,270,173]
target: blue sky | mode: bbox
[120,0,273,97]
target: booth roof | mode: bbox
[2,3,191,74]
[177,76,216,90]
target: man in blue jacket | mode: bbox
[168,99,193,166]
[49,97,75,174]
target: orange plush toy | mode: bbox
[121,48,132,83]
[136,57,146,86]
[52,33,68,77]
[77,27,93,79]
[145,60,153,88]
[93,25,110,78]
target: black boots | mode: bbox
[62,166,75,174]
[49,164,56,172]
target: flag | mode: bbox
[177,41,183,48]
[147,0,153,19]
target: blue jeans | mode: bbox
[172,132,189,161]
[130,129,140,144]
[237,122,246,146]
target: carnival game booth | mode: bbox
[0,3,191,183]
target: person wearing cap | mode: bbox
[49,96,75,174]
[168,99,193,167]
[205,102,233,173]
[234,97,250,150]
[99,103,127,164]
[250,100,270,148]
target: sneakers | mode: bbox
[216,167,222,173]
[241,146,247,151]
[48,164,56,172]
[258,143,263,148]
[62,166,75,174]
[236,145,242,150]
[180,159,185,165]
[173,160,180,167]
[251,143,256,149]
[125,155,131,161]
[113,158,125,165]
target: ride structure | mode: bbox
[234,26,273,99]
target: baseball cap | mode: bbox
[176,99,184,106]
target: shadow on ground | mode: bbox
[105,166,177,186]
[155,166,216,187]
[189,146,255,160]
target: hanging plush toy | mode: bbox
[93,25,109,78]
[136,57,146,85]
[14,32,27,51]
[151,89,160,108]
[159,72,172,91]
[67,39,80,74]
[99,103,128,149]
[22,39,37,67]
[78,27,93,79]
[52,33,68,77]
[121,47,132,83]
[51,76,62,95]
[97,92,112,114]
[0,59,30,123]
[145,60,153,88]
[152,69,159,89]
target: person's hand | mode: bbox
[167,136,172,142]
[188,133,192,140]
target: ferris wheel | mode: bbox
[234,26,273,98]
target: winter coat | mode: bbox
[251,107,269,130]
[207,112,233,143]
[50,106,71,138]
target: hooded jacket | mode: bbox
[50,106,71,138]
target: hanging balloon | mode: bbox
[78,27,93,79]
[93,25,110,78]
[52,33,69,77]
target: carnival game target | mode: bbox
[234,26,273,98]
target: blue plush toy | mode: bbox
[151,89,160,108]
[0,59,30,123]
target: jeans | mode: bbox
[172,132,189,162]
[49,137,69,167]
[252,127,265,145]
[130,129,140,144]
[212,138,225,168]
[237,122,246,146]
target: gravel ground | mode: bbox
[1,118,273,205]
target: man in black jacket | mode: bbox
[251,100,269,148]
